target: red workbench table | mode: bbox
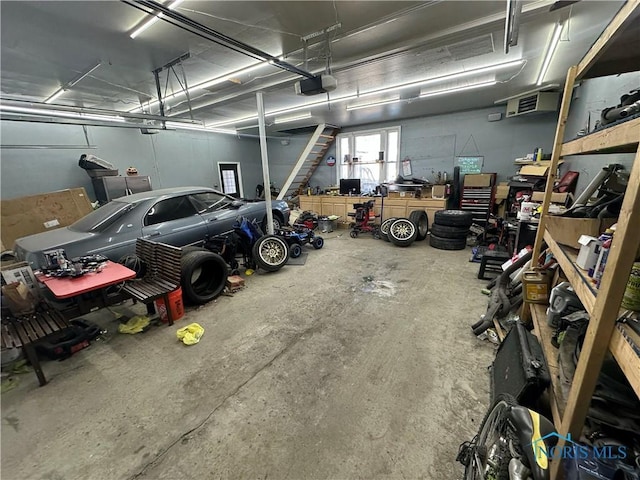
[38,261,136,299]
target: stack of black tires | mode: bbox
[429,210,473,251]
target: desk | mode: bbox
[39,261,136,299]
[38,261,136,318]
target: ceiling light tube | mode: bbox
[419,80,497,98]
[164,121,236,135]
[346,96,402,111]
[130,0,184,39]
[129,60,275,113]
[43,62,101,104]
[536,23,564,86]
[273,112,312,124]
[44,88,66,104]
[0,105,125,123]
[364,59,523,97]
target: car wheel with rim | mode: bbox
[252,235,289,272]
[388,218,417,247]
[262,215,283,233]
[379,217,397,242]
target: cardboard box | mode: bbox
[520,165,549,177]
[464,174,493,187]
[531,192,569,203]
[431,185,447,199]
[576,235,602,271]
[1,188,93,249]
[388,190,417,198]
[545,216,616,250]
[1,261,40,297]
[495,185,510,201]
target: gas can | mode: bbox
[522,269,551,304]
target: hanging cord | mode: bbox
[458,134,481,156]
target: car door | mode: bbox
[189,191,240,237]
[140,195,207,247]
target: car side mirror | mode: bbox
[231,200,244,209]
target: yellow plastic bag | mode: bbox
[176,323,204,345]
[117,315,150,334]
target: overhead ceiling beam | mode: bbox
[121,0,316,79]
[164,0,555,119]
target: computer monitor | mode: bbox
[340,178,361,195]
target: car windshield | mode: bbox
[189,192,234,213]
[69,201,134,232]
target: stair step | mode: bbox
[319,134,334,139]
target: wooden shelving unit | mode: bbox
[525,2,640,478]
[530,303,566,426]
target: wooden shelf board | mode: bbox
[561,117,640,156]
[610,324,640,398]
[530,303,566,427]
[543,230,597,317]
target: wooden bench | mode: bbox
[122,238,182,325]
[1,308,70,386]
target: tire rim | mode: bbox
[258,238,287,265]
[391,220,415,240]
[380,218,395,235]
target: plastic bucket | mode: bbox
[155,287,185,323]
[520,202,536,221]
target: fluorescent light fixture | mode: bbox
[368,59,522,97]
[419,80,497,98]
[164,121,236,135]
[273,112,312,124]
[346,96,401,111]
[44,88,66,104]
[0,105,125,123]
[43,62,101,104]
[129,61,276,113]
[130,0,184,39]
[536,23,564,86]
[209,59,522,128]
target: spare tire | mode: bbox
[429,234,467,251]
[252,235,289,272]
[408,210,429,241]
[388,218,417,247]
[379,217,397,242]
[181,251,229,305]
[430,223,470,239]
[433,209,473,228]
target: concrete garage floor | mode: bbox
[2,232,497,480]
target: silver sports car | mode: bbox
[14,186,290,269]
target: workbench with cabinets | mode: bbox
[298,195,448,223]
